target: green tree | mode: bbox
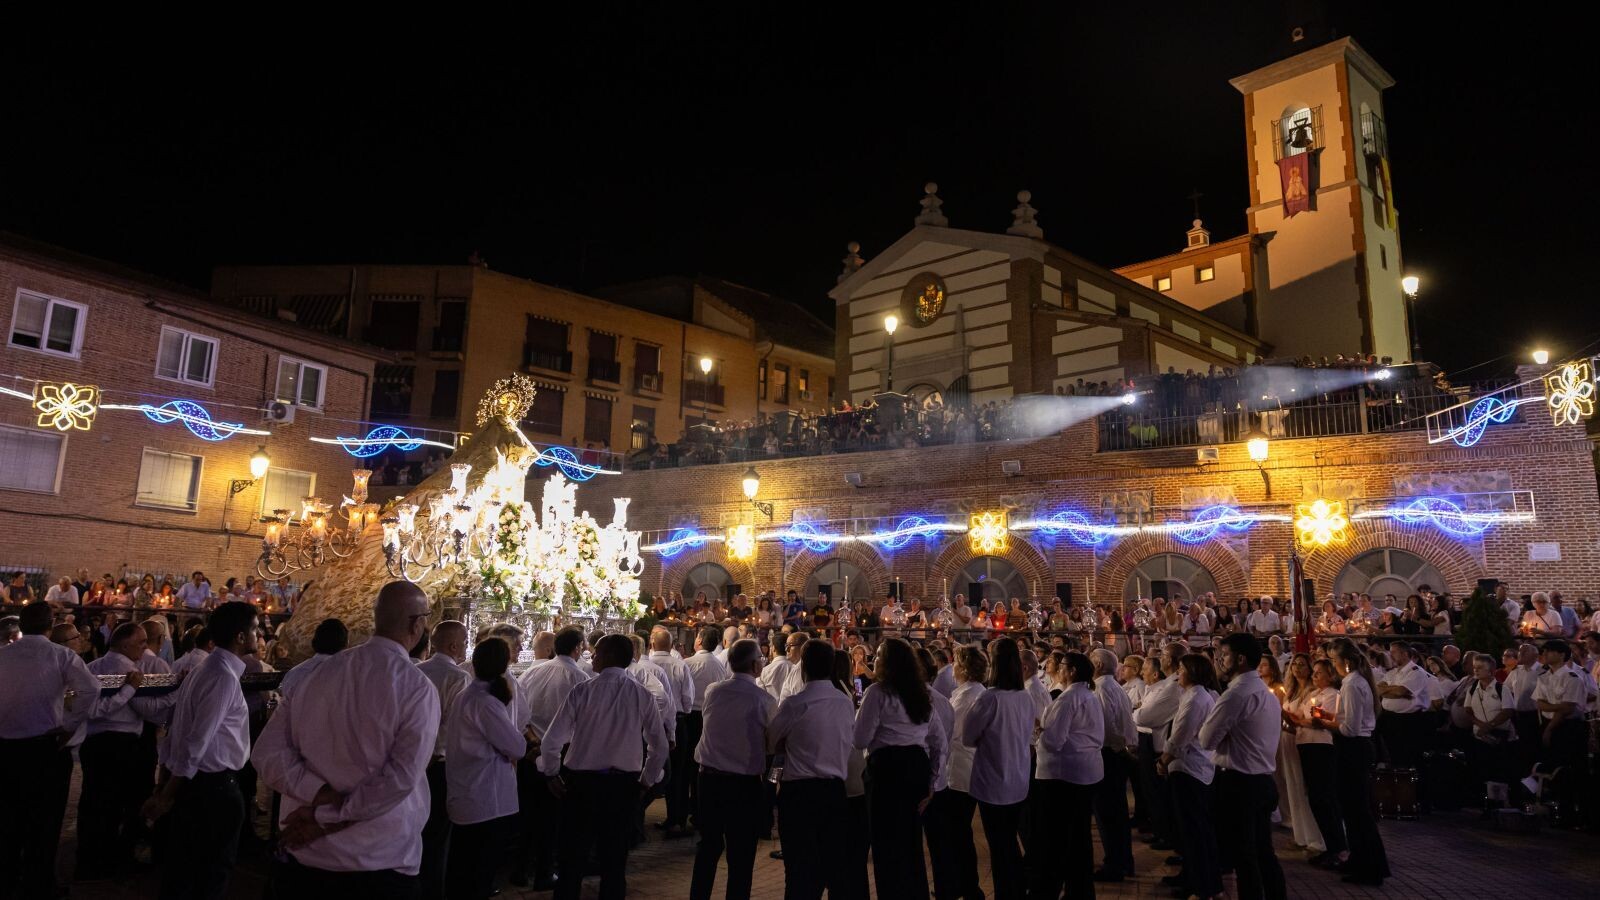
[1454,587,1513,657]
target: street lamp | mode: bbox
[741,466,773,521]
[883,314,899,392]
[1244,426,1272,497]
[1401,275,1421,361]
[1533,349,1550,366]
[696,356,713,428]
[231,445,272,496]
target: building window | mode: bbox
[366,299,421,350]
[433,299,467,352]
[526,387,563,435]
[136,448,202,512]
[9,289,86,358]
[774,364,790,405]
[758,360,768,401]
[586,331,621,383]
[0,423,65,493]
[1156,276,1173,292]
[524,317,572,373]
[828,376,836,404]
[633,343,662,391]
[798,369,810,400]
[155,326,219,387]
[1197,266,1215,283]
[630,404,656,451]
[260,467,316,517]
[1380,245,1388,269]
[371,365,414,418]
[276,358,327,409]
[430,369,460,419]
[583,396,612,447]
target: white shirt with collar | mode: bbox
[1248,609,1282,634]
[1026,674,1051,722]
[758,655,794,700]
[252,637,440,875]
[444,680,525,825]
[139,649,172,675]
[537,667,668,786]
[768,679,855,781]
[1379,661,1432,714]
[417,653,471,760]
[278,653,334,703]
[518,655,590,739]
[1035,682,1105,785]
[695,673,774,775]
[1533,661,1589,720]
[1521,609,1563,634]
[1503,662,1543,712]
[1198,670,1279,775]
[162,648,250,778]
[960,687,1037,804]
[1501,596,1523,626]
[45,584,79,606]
[929,688,955,791]
[0,633,101,739]
[684,650,730,712]
[1094,675,1137,753]
[629,656,679,736]
[649,649,693,716]
[780,663,807,701]
[933,665,957,698]
[176,581,211,609]
[1464,678,1515,741]
[171,647,210,678]
[82,652,174,740]
[1134,673,1181,752]
[1336,675,1377,737]
[1166,685,1218,784]
[854,682,948,792]
[946,681,984,793]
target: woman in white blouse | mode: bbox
[1320,639,1391,887]
[1276,653,1326,855]
[1284,656,1345,867]
[445,638,529,900]
[1159,653,1222,900]
[1028,651,1104,900]
[957,640,1036,900]
[853,638,944,900]
[929,646,986,900]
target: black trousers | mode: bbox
[446,814,514,900]
[977,798,1025,900]
[671,711,704,827]
[923,788,981,900]
[838,793,871,900]
[866,746,931,900]
[0,734,71,900]
[1136,732,1171,842]
[1296,743,1346,855]
[1092,748,1135,876]
[690,770,764,900]
[778,777,847,900]
[271,856,421,900]
[1213,769,1285,900]
[160,769,244,900]
[1168,772,1222,897]
[1025,779,1095,900]
[420,760,451,900]
[513,756,560,882]
[1333,735,1390,881]
[77,730,144,876]
[556,770,640,900]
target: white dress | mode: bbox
[1278,690,1326,852]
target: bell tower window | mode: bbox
[1273,105,1323,160]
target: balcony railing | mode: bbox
[684,381,725,407]
[1361,110,1389,159]
[523,345,573,374]
[587,358,622,383]
[635,370,664,393]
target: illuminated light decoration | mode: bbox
[531,444,618,481]
[779,521,834,553]
[726,524,757,562]
[1034,510,1112,546]
[1448,395,1520,447]
[1168,505,1257,544]
[33,382,99,431]
[868,516,942,550]
[1294,498,1350,549]
[1545,360,1596,426]
[476,373,539,427]
[103,400,271,441]
[968,511,1009,555]
[0,384,33,401]
[314,425,455,458]
[1353,493,1537,539]
[648,528,711,559]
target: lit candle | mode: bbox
[450,463,472,494]
[351,468,372,504]
[382,517,400,551]
[263,519,281,548]
[397,504,418,535]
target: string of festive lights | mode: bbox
[531,444,618,481]
[102,400,271,441]
[311,425,455,458]
[1355,495,1536,539]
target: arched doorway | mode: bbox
[959,556,1028,604]
[1335,548,1448,601]
[804,559,871,603]
[1124,554,1218,604]
[683,561,733,604]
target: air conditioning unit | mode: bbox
[1196,446,1219,465]
[263,400,295,425]
[798,389,813,401]
[1000,459,1022,477]
[844,472,864,488]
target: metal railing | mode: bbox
[523,346,573,374]
[587,358,622,383]
[684,381,725,407]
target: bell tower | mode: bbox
[1231,35,1409,362]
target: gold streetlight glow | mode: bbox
[698,356,713,375]
[1401,275,1420,297]
[884,314,899,335]
[1533,349,1550,365]
[742,466,760,500]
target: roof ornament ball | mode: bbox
[838,241,865,283]
[915,181,949,227]
[1006,189,1044,239]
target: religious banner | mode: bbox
[1380,157,1398,230]
[1278,151,1316,217]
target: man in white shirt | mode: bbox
[252,582,439,893]
[768,640,855,898]
[758,631,796,700]
[1462,654,1517,787]
[146,601,258,900]
[1520,592,1563,637]
[1090,648,1137,881]
[277,618,349,702]
[0,602,101,898]
[1132,642,1183,851]
[1376,642,1432,766]
[1198,633,1286,900]
[679,625,730,833]
[513,625,589,889]
[777,631,811,701]
[43,575,79,609]
[690,639,773,900]
[1533,640,1590,775]
[416,620,470,899]
[1248,597,1283,636]
[646,627,694,838]
[171,628,215,678]
[932,648,957,698]
[1495,583,1523,628]
[1023,649,1051,719]
[538,633,668,900]
[176,570,213,611]
[712,625,739,666]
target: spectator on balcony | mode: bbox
[782,591,807,629]
[44,576,79,609]
[176,571,212,612]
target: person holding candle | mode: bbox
[1319,639,1390,887]
[959,640,1034,900]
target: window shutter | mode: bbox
[11,294,46,345]
[0,425,63,493]
[185,337,215,384]
[157,330,184,379]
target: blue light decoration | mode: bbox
[107,400,269,441]
[532,445,617,481]
[779,521,834,553]
[865,516,941,550]
[1449,396,1517,447]
[328,425,424,457]
[1168,505,1258,544]
[1034,510,1112,546]
[651,529,708,559]
[1388,496,1494,538]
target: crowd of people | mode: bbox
[3,575,1596,900]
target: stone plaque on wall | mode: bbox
[1299,479,1361,501]
[1101,489,1152,525]
[1393,471,1512,502]
[1181,485,1239,509]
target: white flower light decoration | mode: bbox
[1294,498,1349,549]
[1545,360,1596,427]
[33,382,99,431]
[969,510,1009,555]
[726,524,757,562]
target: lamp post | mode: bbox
[1245,425,1271,498]
[697,355,713,428]
[884,314,899,392]
[1533,349,1550,366]
[230,445,272,496]
[741,466,773,521]
[1401,275,1421,361]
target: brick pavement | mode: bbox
[62,771,1594,900]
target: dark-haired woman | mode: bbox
[830,652,871,900]
[958,640,1036,900]
[1162,654,1223,900]
[1029,651,1104,900]
[853,638,946,900]
[445,638,527,900]
[1322,639,1390,887]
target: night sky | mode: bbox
[3,4,1591,377]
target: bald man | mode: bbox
[531,630,556,663]
[254,581,440,892]
[416,620,470,899]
